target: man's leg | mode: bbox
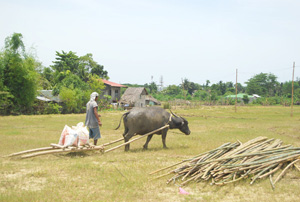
[93,127,101,146]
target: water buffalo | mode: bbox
[115,107,191,151]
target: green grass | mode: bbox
[1,106,300,201]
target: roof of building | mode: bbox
[37,90,62,102]
[119,87,148,104]
[102,79,127,88]
[146,95,161,105]
[225,93,255,98]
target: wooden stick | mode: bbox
[294,164,300,172]
[104,125,170,153]
[151,171,174,180]
[21,145,104,159]
[269,174,275,190]
[50,143,66,149]
[274,159,299,185]
[259,163,283,179]
[6,147,57,157]
[102,137,124,147]
[149,161,186,175]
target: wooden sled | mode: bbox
[6,125,170,159]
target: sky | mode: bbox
[0,0,299,87]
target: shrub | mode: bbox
[45,103,62,114]
[242,95,249,104]
[163,102,170,109]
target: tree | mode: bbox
[0,33,39,113]
[164,85,181,97]
[181,78,200,95]
[245,73,279,97]
[80,53,109,80]
[87,74,105,93]
[282,81,300,98]
[144,82,158,94]
[52,71,89,95]
[211,81,226,95]
[51,51,80,74]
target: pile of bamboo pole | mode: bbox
[150,137,300,188]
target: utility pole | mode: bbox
[291,62,295,117]
[235,69,238,113]
[181,78,186,101]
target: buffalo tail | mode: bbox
[114,112,129,130]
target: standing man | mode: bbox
[85,92,102,146]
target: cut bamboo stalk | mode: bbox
[250,164,277,184]
[151,171,174,180]
[102,137,124,147]
[105,125,169,153]
[21,145,104,159]
[259,163,283,179]
[294,164,300,172]
[50,143,66,149]
[149,161,187,175]
[6,147,57,157]
[269,174,275,190]
[274,159,299,185]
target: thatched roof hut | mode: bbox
[119,87,148,107]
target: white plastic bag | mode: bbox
[72,122,89,146]
[58,125,72,146]
[64,130,78,147]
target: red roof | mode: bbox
[102,79,127,88]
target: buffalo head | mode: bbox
[170,110,191,135]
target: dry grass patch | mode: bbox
[1,106,300,201]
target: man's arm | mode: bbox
[93,107,102,126]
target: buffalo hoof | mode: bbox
[163,146,169,149]
[125,145,130,151]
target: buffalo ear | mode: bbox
[174,117,184,126]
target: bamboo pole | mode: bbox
[6,147,56,157]
[274,159,299,185]
[102,137,124,147]
[21,145,104,159]
[50,143,66,149]
[105,125,170,153]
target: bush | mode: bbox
[163,102,170,109]
[45,103,62,114]
[242,95,249,104]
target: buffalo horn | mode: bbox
[170,109,179,118]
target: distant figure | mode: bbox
[85,92,102,145]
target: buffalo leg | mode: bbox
[143,134,153,149]
[124,133,134,151]
[162,132,168,148]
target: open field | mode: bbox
[1,106,300,202]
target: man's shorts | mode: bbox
[89,127,101,140]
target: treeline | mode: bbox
[1,33,299,115]
[0,33,109,115]
[129,75,300,106]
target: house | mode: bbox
[101,80,127,103]
[119,87,148,108]
[37,90,62,103]
[225,93,260,103]
[146,95,161,106]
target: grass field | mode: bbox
[1,106,300,202]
